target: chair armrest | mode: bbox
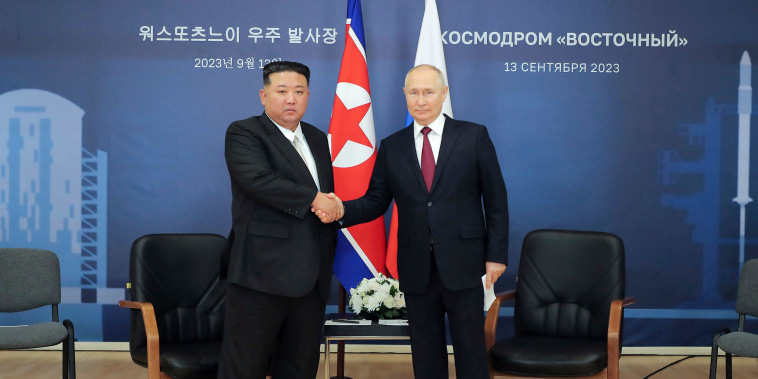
[606,297,635,379]
[484,290,516,351]
[119,300,162,379]
[608,297,636,343]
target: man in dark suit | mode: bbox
[218,61,342,379]
[319,64,508,378]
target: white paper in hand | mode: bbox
[482,274,496,311]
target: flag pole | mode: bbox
[335,285,351,379]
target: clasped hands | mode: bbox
[311,192,343,223]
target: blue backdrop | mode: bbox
[1,0,758,346]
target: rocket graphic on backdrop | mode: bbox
[734,51,752,269]
[659,51,756,300]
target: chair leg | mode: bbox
[63,320,76,379]
[63,343,68,379]
[725,352,732,379]
[488,354,495,379]
[709,329,729,379]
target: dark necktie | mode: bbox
[420,127,435,191]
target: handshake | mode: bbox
[310,192,344,223]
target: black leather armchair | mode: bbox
[484,229,635,379]
[119,233,228,379]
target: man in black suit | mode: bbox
[319,64,508,378]
[218,61,342,379]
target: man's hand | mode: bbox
[485,262,507,289]
[330,193,344,220]
[311,192,343,223]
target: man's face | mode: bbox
[403,68,448,126]
[260,71,310,131]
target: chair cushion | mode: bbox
[129,234,226,351]
[0,322,69,349]
[0,249,61,312]
[133,341,222,379]
[514,230,624,340]
[490,335,607,376]
[718,331,758,357]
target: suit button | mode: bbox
[427,202,432,207]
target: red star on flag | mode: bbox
[330,94,372,160]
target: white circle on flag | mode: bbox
[331,82,376,168]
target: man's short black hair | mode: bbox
[263,61,310,86]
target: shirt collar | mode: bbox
[413,112,446,137]
[266,112,303,141]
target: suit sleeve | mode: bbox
[477,126,509,264]
[342,142,394,227]
[225,121,317,218]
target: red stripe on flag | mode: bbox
[385,203,399,279]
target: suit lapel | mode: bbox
[431,116,461,192]
[258,113,317,189]
[302,124,333,192]
[397,125,429,193]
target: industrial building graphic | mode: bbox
[0,89,120,339]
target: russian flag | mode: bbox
[329,0,388,291]
[386,0,454,279]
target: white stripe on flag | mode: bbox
[414,0,453,118]
[341,228,380,278]
[348,25,367,61]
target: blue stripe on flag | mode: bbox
[347,0,365,45]
[333,230,374,291]
[405,111,413,128]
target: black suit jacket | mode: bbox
[343,116,508,294]
[224,112,337,301]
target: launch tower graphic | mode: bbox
[658,51,754,302]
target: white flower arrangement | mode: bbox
[348,274,407,320]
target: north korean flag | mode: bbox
[329,0,388,291]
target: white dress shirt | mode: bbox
[267,113,321,191]
[413,112,446,166]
